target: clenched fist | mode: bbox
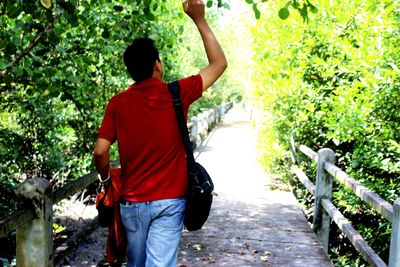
[182,0,205,22]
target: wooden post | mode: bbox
[313,148,335,253]
[214,107,218,123]
[17,178,53,267]
[389,198,400,267]
[204,110,210,133]
[289,135,297,166]
[210,109,215,126]
[220,103,225,118]
[199,113,206,140]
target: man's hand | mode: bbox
[183,0,205,22]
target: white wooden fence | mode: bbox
[188,102,232,148]
[290,138,400,267]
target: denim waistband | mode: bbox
[120,197,185,206]
[120,200,134,205]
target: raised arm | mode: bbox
[183,0,227,91]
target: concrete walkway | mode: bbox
[177,105,332,267]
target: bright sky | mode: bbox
[217,0,253,26]
[216,0,256,89]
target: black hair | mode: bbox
[123,38,160,82]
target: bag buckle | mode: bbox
[173,99,182,107]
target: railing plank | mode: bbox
[52,171,98,204]
[324,162,393,222]
[291,166,316,196]
[299,145,318,162]
[321,198,387,267]
[0,209,35,237]
[53,161,121,204]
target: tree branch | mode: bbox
[0,20,55,81]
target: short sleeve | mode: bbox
[98,99,117,143]
[178,74,203,109]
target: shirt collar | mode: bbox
[129,77,164,90]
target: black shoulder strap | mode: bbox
[167,81,197,173]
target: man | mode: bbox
[93,0,227,266]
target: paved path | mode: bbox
[177,105,332,267]
[58,105,332,267]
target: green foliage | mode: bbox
[252,0,400,264]
[206,0,230,9]
[205,0,317,20]
[247,0,318,21]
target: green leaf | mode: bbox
[11,36,20,46]
[145,12,156,21]
[22,2,37,15]
[143,7,151,14]
[0,39,8,50]
[47,32,60,45]
[144,0,151,8]
[284,0,293,8]
[7,4,22,19]
[309,4,318,14]
[15,68,24,77]
[5,43,17,55]
[66,13,79,27]
[0,60,9,70]
[113,5,123,12]
[102,30,110,39]
[245,0,253,4]
[40,0,52,9]
[4,74,13,85]
[59,1,74,14]
[153,3,158,11]
[223,3,230,9]
[206,1,213,8]
[292,0,300,9]
[299,5,308,21]
[278,8,290,20]
[253,4,261,19]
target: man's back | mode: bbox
[98,76,203,202]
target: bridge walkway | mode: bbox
[58,105,332,267]
[177,105,332,266]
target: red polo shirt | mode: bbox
[98,75,203,202]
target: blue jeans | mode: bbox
[119,198,186,267]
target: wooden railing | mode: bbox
[290,139,400,267]
[188,102,233,148]
[0,102,233,267]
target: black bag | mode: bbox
[96,185,113,228]
[185,162,214,231]
[168,81,214,231]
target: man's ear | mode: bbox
[153,59,163,78]
[155,60,162,71]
